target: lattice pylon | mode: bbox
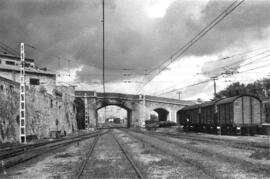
[20,43,26,144]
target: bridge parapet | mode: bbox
[96,92,140,100]
[75,90,96,97]
[75,91,140,99]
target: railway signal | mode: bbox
[20,43,26,144]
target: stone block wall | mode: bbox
[0,76,77,143]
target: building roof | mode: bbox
[0,54,34,63]
[0,63,55,77]
[0,75,20,86]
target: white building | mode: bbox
[0,54,56,93]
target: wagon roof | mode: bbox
[216,95,261,105]
[199,99,223,108]
[181,104,200,110]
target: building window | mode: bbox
[5,61,15,65]
[10,85,14,91]
[30,78,40,85]
[0,84,3,91]
[50,99,53,108]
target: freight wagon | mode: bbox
[177,95,262,135]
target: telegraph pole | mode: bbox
[212,77,217,96]
[102,0,105,94]
[176,91,182,100]
[20,43,26,144]
[102,0,106,128]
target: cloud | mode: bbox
[201,56,244,78]
[0,0,269,98]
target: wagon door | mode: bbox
[251,97,261,125]
[233,98,243,125]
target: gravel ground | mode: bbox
[113,129,210,178]
[80,130,138,178]
[124,129,270,178]
[0,137,95,178]
[156,127,270,144]
[1,128,269,178]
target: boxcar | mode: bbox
[199,99,222,133]
[178,105,200,131]
[216,95,262,135]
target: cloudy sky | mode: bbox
[0,0,270,100]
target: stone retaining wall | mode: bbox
[0,76,77,143]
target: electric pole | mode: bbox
[176,91,182,100]
[102,0,105,94]
[102,0,106,129]
[212,77,217,96]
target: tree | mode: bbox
[215,77,270,100]
[215,82,247,99]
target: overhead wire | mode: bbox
[198,49,270,76]
[160,79,213,95]
[152,74,199,96]
[219,49,270,70]
[238,54,270,68]
[238,62,270,74]
[153,49,267,96]
[137,0,245,94]
[0,42,19,56]
[160,59,270,96]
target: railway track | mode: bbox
[111,132,144,179]
[75,132,100,179]
[0,130,106,171]
[75,130,144,179]
[120,129,217,178]
[122,129,270,178]
[129,129,269,151]
[0,131,104,160]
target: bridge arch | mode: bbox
[153,108,169,121]
[176,109,183,125]
[96,103,132,128]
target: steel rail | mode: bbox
[0,131,100,152]
[0,131,105,172]
[128,129,270,150]
[0,131,101,160]
[120,129,219,179]
[121,129,270,178]
[111,131,144,179]
[75,132,100,179]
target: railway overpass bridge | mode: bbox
[75,91,194,128]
